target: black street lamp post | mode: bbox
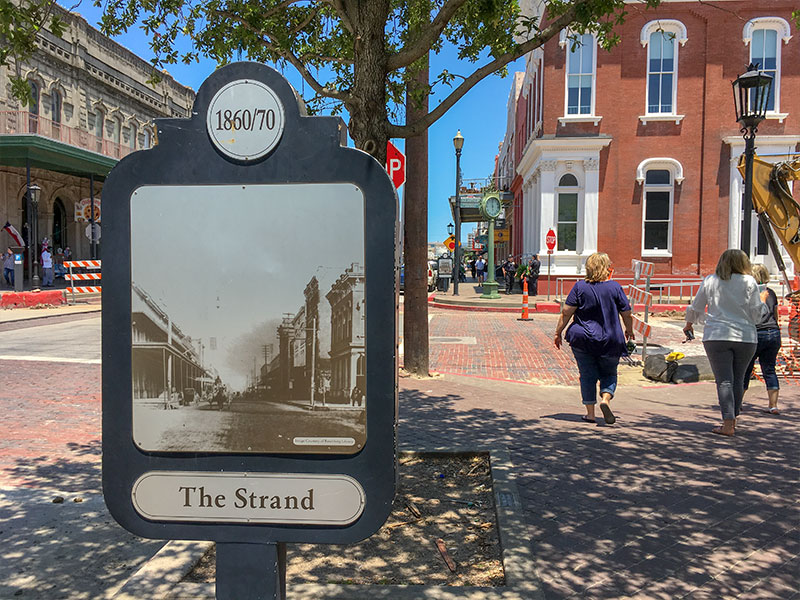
[452,130,464,295]
[732,62,773,255]
[447,222,454,237]
[28,183,41,289]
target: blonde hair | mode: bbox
[751,264,770,285]
[584,252,611,283]
[715,249,752,280]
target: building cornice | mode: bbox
[517,135,612,176]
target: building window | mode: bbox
[556,173,579,251]
[565,34,594,116]
[143,127,152,149]
[643,169,673,253]
[647,31,676,114]
[130,123,137,150]
[750,28,778,112]
[53,198,67,249]
[51,90,62,124]
[28,80,40,133]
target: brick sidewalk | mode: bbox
[398,373,799,599]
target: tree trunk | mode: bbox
[344,0,390,164]
[402,6,430,376]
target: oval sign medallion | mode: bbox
[206,79,285,161]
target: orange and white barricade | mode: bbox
[64,260,101,302]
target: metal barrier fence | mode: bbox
[555,276,705,305]
[64,260,101,303]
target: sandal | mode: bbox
[765,407,781,415]
[599,402,616,425]
[711,426,735,437]
[581,416,596,423]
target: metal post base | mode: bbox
[216,542,286,600]
[480,280,501,299]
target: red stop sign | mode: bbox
[546,228,557,251]
[386,141,406,188]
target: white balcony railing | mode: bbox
[0,110,136,160]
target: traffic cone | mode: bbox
[518,278,530,321]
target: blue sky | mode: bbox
[68,3,523,245]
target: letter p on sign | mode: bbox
[386,141,406,189]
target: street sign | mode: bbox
[85,223,101,241]
[102,62,398,597]
[386,141,405,189]
[443,235,455,251]
[546,228,557,252]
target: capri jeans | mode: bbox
[571,348,619,405]
[742,328,781,391]
[703,340,757,420]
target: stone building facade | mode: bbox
[0,3,194,267]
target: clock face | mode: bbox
[484,197,501,218]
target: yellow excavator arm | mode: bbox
[738,154,800,283]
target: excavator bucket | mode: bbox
[738,154,800,258]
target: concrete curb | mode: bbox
[115,448,540,600]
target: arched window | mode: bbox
[93,108,105,152]
[28,80,40,133]
[51,90,62,124]
[52,198,67,249]
[112,116,122,157]
[130,123,138,150]
[143,127,152,149]
[556,173,579,251]
[643,169,674,254]
[743,17,791,116]
[647,31,676,114]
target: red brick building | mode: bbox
[499,1,799,277]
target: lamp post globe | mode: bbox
[447,222,454,236]
[732,63,773,255]
[28,183,41,289]
[452,130,464,295]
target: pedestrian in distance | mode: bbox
[502,255,516,294]
[476,256,485,285]
[528,254,541,296]
[41,246,54,287]
[350,384,364,407]
[3,248,14,288]
[740,264,782,415]
[684,249,768,437]
[469,258,476,281]
[554,252,634,425]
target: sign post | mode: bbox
[545,229,556,301]
[102,63,398,600]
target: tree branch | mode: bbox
[287,6,320,38]
[323,0,355,35]
[299,53,354,65]
[389,5,579,138]
[214,9,350,102]
[387,0,468,71]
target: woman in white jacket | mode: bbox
[684,249,768,437]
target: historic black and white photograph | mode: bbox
[130,183,366,454]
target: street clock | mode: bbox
[481,192,502,220]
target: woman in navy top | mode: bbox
[554,253,634,424]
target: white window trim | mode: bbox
[641,174,675,257]
[642,26,682,119]
[743,17,790,118]
[640,20,688,48]
[560,30,598,121]
[635,157,684,185]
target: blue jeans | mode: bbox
[704,340,757,420]
[743,328,781,391]
[571,348,619,405]
[3,267,13,287]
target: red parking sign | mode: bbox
[386,141,405,188]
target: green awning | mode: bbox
[0,134,116,179]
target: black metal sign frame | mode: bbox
[102,63,398,549]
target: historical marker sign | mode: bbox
[102,63,398,597]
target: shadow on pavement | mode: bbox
[398,385,799,599]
